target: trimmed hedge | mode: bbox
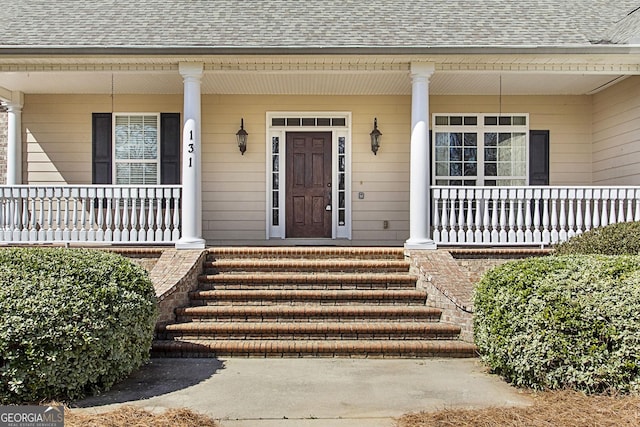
[0,248,158,404]
[474,255,640,394]
[554,221,640,255]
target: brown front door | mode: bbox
[286,132,332,238]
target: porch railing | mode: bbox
[432,186,640,246]
[0,185,182,244]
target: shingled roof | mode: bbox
[1,0,639,51]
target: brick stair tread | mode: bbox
[207,247,406,260]
[160,321,460,334]
[151,339,477,357]
[176,305,441,318]
[189,289,427,302]
[204,259,410,272]
[199,272,417,283]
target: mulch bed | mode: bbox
[65,406,218,427]
[396,390,640,427]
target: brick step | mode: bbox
[207,247,406,260]
[204,258,411,274]
[188,289,428,306]
[151,339,477,358]
[175,305,442,322]
[198,273,418,290]
[157,321,461,340]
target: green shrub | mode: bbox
[474,255,640,394]
[0,248,158,404]
[554,221,640,255]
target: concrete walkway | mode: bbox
[73,358,532,427]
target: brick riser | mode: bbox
[152,247,477,358]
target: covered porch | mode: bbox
[1,54,639,248]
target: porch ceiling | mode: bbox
[0,70,624,96]
[0,54,635,96]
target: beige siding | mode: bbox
[22,93,594,246]
[592,76,640,185]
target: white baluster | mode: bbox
[29,188,37,241]
[575,189,584,236]
[45,188,54,241]
[457,189,466,243]
[138,189,147,242]
[465,189,474,243]
[592,189,601,230]
[54,188,62,241]
[491,189,499,243]
[474,189,483,243]
[87,188,96,241]
[626,189,634,222]
[567,189,575,239]
[172,189,181,242]
[440,189,449,243]
[482,189,491,243]
[448,189,457,243]
[584,189,593,231]
[122,192,130,242]
[79,188,88,241]
[498,189,507,243]
[147,188,156,242]
[507,189,516,243]
[155,190,163,242]
[104,191,113,242]
[96,189,104,242]
[635,189,640,222]
[541,189,550,244]
[130,191,138,242]
[37,188,46,241]
[524,189,533,243]
[163,189,172,242]
[532,189,541,243]
[550,189,559,244]
[62,188,70,241]
[516,188,525,243]
[600,189,609,228]
[70,191,79,241]
[113,187,122,242]
[618,191,625,223]
[608,190,617,225]
[432,188,441,243]
[21,189,29,241]
[558,189,567,243]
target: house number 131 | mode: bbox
[188,130,194,168]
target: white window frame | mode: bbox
[432,113,529,186]
[112,113,161,185]
[266,112,352,240]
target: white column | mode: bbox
[176,63,206,249]
[405,63,436,250]
[5,92,24,185]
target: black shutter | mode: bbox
[529,130,549,185]
[92,113,112,184]
[160,113,181,184]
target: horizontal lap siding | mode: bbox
[592,76,640,185]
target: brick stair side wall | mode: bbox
[149,249,207,326]
[407,250,475,343]
[408,249,552,343]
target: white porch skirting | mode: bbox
[432,186,640,246]
[0,185,181,244]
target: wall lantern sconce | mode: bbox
[370,117,382,155]
[236,118,248,155]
